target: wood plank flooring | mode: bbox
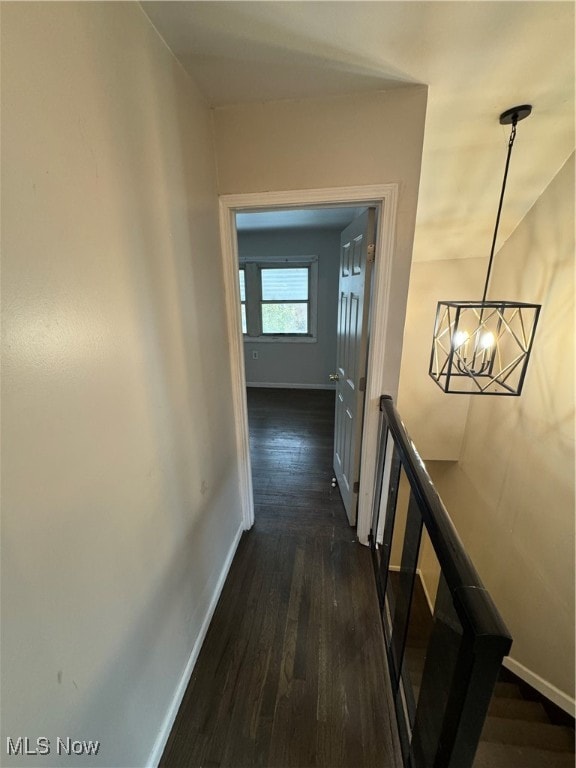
[160,388,400,768]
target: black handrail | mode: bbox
[370,395,512,768]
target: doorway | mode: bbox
[237,205,373,530]
[219,184,402,545]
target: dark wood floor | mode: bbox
[160,388,400,768]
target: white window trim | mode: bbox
[239,255,318,343]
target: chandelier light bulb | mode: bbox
[453,330,469,349]
[479,331,495,350]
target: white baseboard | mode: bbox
[503,656,576,717]
[246,381,335,390]
[416,570,436,616]
[147,522,244,767]
[389,565,436,614]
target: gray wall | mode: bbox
[239,228,341,388]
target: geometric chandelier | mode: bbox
[429,105,541,395]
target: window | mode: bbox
[238,267,247,334]
[238,258,318,342]
[261,267,309,334]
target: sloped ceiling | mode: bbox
[143,1,574,263]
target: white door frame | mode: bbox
[218,184,400,545]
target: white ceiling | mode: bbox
[236,206,367,232]
[143,1,575,261]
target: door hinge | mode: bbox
[359,376,366,392]
[367,243,376,263]
[353,481,360,493]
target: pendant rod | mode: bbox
[482,118,517,303]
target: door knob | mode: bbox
[329,373,340,382]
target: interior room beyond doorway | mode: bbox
[236,205,367,392]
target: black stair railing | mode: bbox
[369,395,512,768]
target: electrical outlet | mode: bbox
[252,351,259,360]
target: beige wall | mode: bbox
[213,87,428,398]
[431,155,575,711]
[1,4,242,766]
[398,257,487,459]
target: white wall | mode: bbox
[213,86,428,400]
[239,228,340,388]
[430,156,575,712]
[1,4,242,766]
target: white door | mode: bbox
[332,208,376,525]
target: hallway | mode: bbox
[160,388,400,767]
